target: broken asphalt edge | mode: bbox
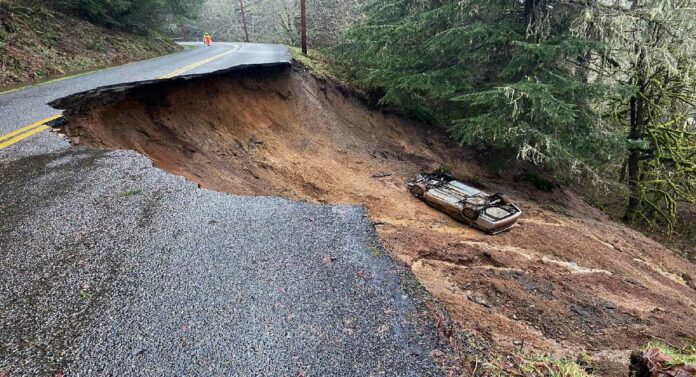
[48,61,293,112]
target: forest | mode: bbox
[38,0,205,32]
[330,0,696,239]
[192,0,695,241]
[39,0,695,241]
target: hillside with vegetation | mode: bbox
[327,0,696,260]
[196,0,694,261]
[52,49,696,376]
[0,0,202,87]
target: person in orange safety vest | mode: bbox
[204,33,212,46]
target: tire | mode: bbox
[497,194,511,205]
[462,206,480,220]
[411,183,426,197]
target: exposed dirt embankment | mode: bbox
[51,63,696,375]
[0,1,177,87]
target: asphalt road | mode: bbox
[0,44,445,375]
[0,42,289,160]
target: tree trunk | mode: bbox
[624,96,642,221]
[624,44,647,222]
[523,0,543,42]
[300,0,307,55]
[523,0,541,18]
[239,0,250,42]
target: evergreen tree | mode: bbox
[334,0,696,231]
[577,0,696,230]
[332,0,620,167]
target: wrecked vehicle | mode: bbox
[408,173,522,234]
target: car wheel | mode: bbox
[498,194,511,205]
[411,183,426,197]
[462,207,479,220]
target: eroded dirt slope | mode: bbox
[52,63,696,375]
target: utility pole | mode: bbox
[300,0,307,55]
[239,0,250,42]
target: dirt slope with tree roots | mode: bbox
[52,63,696,375]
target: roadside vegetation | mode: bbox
[629,342,696,376]
[51,0,203,33]
[0,0,200,87]
[320,0,696,258]
[483,355,593,377]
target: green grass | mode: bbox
[483,354,594,377]
[288,46,341,81]
[643,342,696,367]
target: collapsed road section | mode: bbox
[50,61,696,374]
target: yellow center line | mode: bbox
[0,114,62,143]
[0,44,240,151]
[0,125,51,149]
[158,47,238,79]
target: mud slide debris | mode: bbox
[51,62,696,375]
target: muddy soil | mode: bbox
[52,63,696,375]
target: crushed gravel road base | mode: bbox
[0,147,445,376]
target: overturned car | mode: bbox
[408,173,522,234]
